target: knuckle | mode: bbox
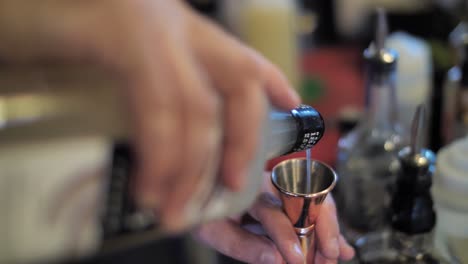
[227,80,252,98]
[194,92,220,120]
[235,51,266,83]
[143,119,178,147]
[234,51,267,89]
[140,122,179,160]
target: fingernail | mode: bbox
[293,243,305,259]
[293,243,306,264]
[345,243,356,260]
[289,89,301,106]
[259,252,277,264]
[324,237,339,259]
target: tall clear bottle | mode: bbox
[442,19,468,146]
[354,106,446,264]
[336,10,405,236]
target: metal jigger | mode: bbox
[271,158,337,263]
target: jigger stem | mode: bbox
[298,231,316,263]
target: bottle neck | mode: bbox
[367,71,398,131]
[460,47,468,87]
[266,105,325,158]
[267,110,298,158]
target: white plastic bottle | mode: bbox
[386,32,432,142]
[432,136,468,263]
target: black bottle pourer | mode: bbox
[390,105,436,235]
[289,105,325,153]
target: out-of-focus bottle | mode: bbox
[336,10,405,236]
[442,21,468,145]
[355,106,444,264]
[432,136,468,264]
[386,32,432,145]
[219,0,301,89]
[0,66,325,263]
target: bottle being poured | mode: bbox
[335,8,406,237]
[102,104,326,243]
[0,66,326,263]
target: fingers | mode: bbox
[214,45,268,191]
[222,82,267,190]
[159,56,222,231]
[194,220,284,264]
[315,196,340,260]
[262,57,301,110]
[97,1,224,232]
[313,236,355,264]
[127,34,223,232]
[338,234,355,261]
[129,52,184,211]
[315,195,355,262]
[249,193,305,264]
[189,13,268,190]
[188,11,300,111]
[196,190,354,264]
[315,251,338,264]
[188,14,300,190]
[127,28,219,231]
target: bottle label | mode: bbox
[290,105,325,153]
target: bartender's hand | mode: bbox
[0,0,300,231]
[194,173,355,264]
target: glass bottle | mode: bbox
[336,10,405,236]
[441,20,468,146]
[101,105,326,242]
[219,0,301,89]
[432,136,468,264]
[0,65,325,262]
[354,106,446,264]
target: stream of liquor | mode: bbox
[306,148,312,193]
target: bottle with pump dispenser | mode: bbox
[0,66,325,263]
[355,105,445,264]
[336,9,405,236]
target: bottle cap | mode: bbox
[363,8,398,74]
[289,105,325,153]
